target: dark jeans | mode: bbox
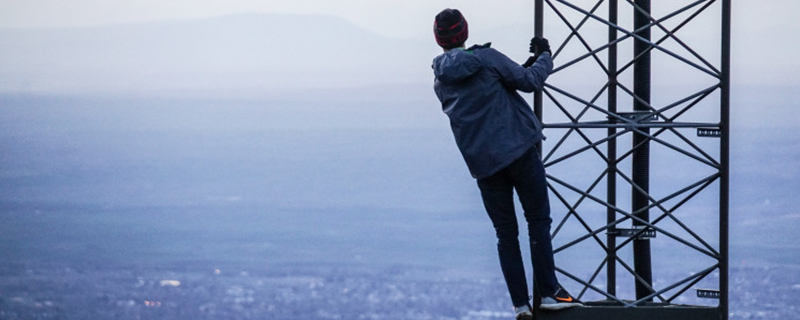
[477,146,558,308]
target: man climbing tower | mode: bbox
[431,8,583,319]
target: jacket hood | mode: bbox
[432,48,482,84]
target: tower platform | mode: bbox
[536,301,721,320]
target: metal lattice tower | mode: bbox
[533,0,730,319]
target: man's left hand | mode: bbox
[529,37,552,56]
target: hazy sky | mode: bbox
[0,0,535,38]
[1,0,798,91]
[2,0,797,39]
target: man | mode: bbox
[431,8,582,319]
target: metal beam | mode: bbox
[535,1,728,318]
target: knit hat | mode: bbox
[434,9,468,49]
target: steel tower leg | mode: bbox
[631,0,654,301]
[720,1,731,318]
[532,0,545,310]
[606,0,619,300]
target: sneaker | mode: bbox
[540,286,582,311]
[514,305,533,320]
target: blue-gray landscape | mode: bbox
[1,10,799,320]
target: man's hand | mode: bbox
[529,37,552,56]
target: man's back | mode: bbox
[432,44,552,179]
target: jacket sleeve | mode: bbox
[487,49,553,93]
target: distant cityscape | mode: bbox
[0,261,796,319]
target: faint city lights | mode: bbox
[144,300,162,307]
[159,280,181,287]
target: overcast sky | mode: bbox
[2,0,797,39]
[0,0,533,38]
[1,0,798,91]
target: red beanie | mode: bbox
[434,9,468,49]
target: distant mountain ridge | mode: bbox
[0,13,433,97]
[3,11,770,97]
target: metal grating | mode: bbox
[533,0,730,319]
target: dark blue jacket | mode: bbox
[433,43,553,179]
